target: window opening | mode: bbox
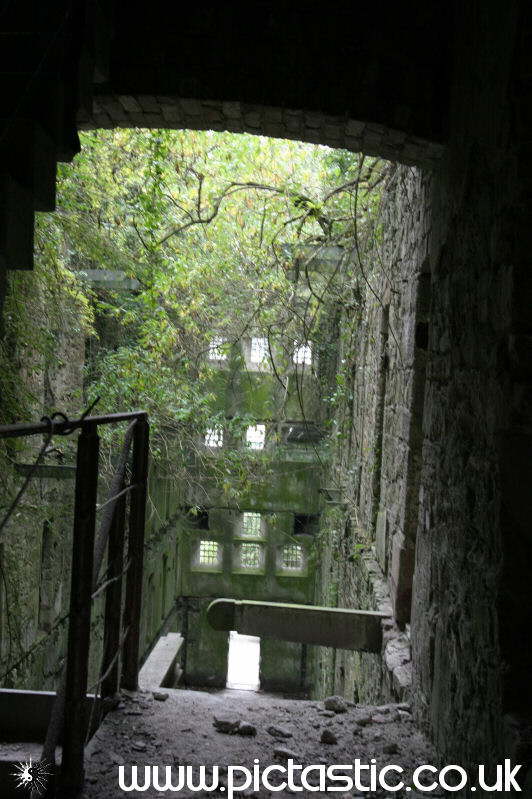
[198,540,220,566]
[226,631,260,691]
[208,336,227,360]
[281,543,304,570]
[205,427,223,448]
[293,514,318,536]
[238,542,263,569]
[250,336,268,365]
[241,512,262,537]
[293,342,312,365]
[246,424,266,450]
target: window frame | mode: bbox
[234,541,265,573]
[192,539,223,572]
[277,542,306,575]
[238,511,264,539]
[245,423,266,450]
[204,426,224,448]
[208,336,228,361]
[249,336,268,365]
[293,341,313,366]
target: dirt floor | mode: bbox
[80,687,442,798]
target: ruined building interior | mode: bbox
[0,1,531,797]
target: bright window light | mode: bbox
[199,540,220,566]
[226,631,260,691]
[205,427,223,447]
[250,337,268,364]
[242,512,262,537]
[293,342,312,365]
[208,336,227,361]
[281,543,304,570]
[246,424,266,450]
[239,542,262,569]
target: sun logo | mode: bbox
[12,758,51,797]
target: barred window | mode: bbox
[250,337,268,364]
[281,543,304,570]
[293,342,312,365]
[208,336,227,361]
[205,427,223,447]
[246,424,266,450]
[239,542,263,569]
[198,540,220,566]
[242,512,262,537]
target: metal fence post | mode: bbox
[101,492,126,698]
[61,422,99,795]
[122,415,149,690]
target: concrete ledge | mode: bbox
[138,633,184,690]
[208,599,388,652]
[0,688,101,743]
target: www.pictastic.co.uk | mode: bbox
[118,758,524,795]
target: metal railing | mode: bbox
[0,409,149,796]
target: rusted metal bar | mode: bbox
[0,410,148,440]
[60,422,100,795]
[101,491,127,699]
[121,417,149,690]
[207,599,388,653]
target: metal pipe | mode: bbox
[0,410,148,440]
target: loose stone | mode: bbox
[324,695,348,713]
[273,746,298,760]
[213,715,241,734]
[383,742,399,754]
[237,722,257,736]
[398,709,413,722]
[372,711,399,723]
[320,728,338,744]
[267,724,293,738]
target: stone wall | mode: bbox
[80,97,441,170]
[311,4,532,781]
[411,0,532,773]
[79,2,449,168]
[0,275,84,690]
[310,163,430,705]
[0,268,182,692]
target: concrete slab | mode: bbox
[138,633,184,690]
[207,600,388,652]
